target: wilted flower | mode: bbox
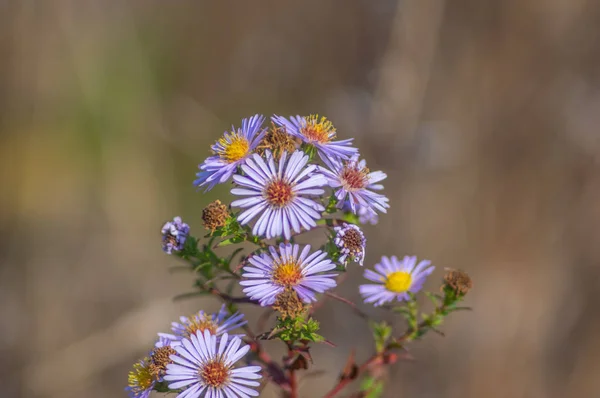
[272,288,306,319]
[158,305,246,345]
[126,358,154,398]
[231,150,326,239]
[161,216,190,254]
[272,114,357,161]
[334,223,366,266]
[320,154,389,215]
[359,256,434,306]
[149,337,177,382]
[194,114,266,192]
[240,243,338,306]
[202,200,230,232]
[165,330,262,398]
[256,122,299,160]
[443,268,473,295]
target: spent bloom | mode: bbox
[231,150,326,239]
[149,337,177,382]
[158,305,246,346]
[161,216,190,254]
[240,243,338,306]
[194,114,266,192]
[202,200,230,232]
[334,223,366,266]
[320,154,389,215]
[359,256,434,306]
[127,358,154,398]
[165,330,262,398]
[272,115,357,161]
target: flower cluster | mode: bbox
[130,113,472,398]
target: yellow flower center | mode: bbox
[216,134,250,163]
[185,315,218,337]
[384,271,412,293]
[272,261,303,287]
[128,359,154,393]
[200,360,230,388]
[301,115,336,144]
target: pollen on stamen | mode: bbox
[384,271,412,293]
[272,262,303,287]
[216,133,250,163]
[340,163,369,191]
[301,114,336,144]
[200,360,230,388]
[265,179,294,207]
[128,359,154,394]
[185,316,218,338]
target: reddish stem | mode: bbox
[288,346,299,398]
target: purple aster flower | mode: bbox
[194,114,267,192]
[358,205,379,225]
[126,358,154,398]
[320,154,389,215]
[165,330,262,398]
[240,243,338,306]
[231,150,326,239]
[334,223,366,266]
[272,115,357,161]
[342,201,380,225]
[158,304,246,346]
[359,255,435,306]
[161,216,190,254]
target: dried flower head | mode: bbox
[256,123,299,160]
[443,268,473,295]
[272,289,306,319]
[202,200,230,232]
[148,338,177,382]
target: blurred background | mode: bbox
[2,1,600,397]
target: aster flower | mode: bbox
[194,114,266,192]
[165,330,262,398]
[359,255,434,306]
[161,216,190,254]
[240,243,338,306]
[231,150,326,239]
[126,358,154,398]
[320,154,389,215]
[272,114,357,161]
[358,205,379,225]
[158,304,247,346]
[342,201,379,225]
[334,223,366,266]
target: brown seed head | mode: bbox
[256,123,298,160]
[340,227,364,257]
[202,200,229,232]
[272,289,306,319]
[443,269,473,295]
[149,345,177,381]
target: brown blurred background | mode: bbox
[2,1,600,397]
